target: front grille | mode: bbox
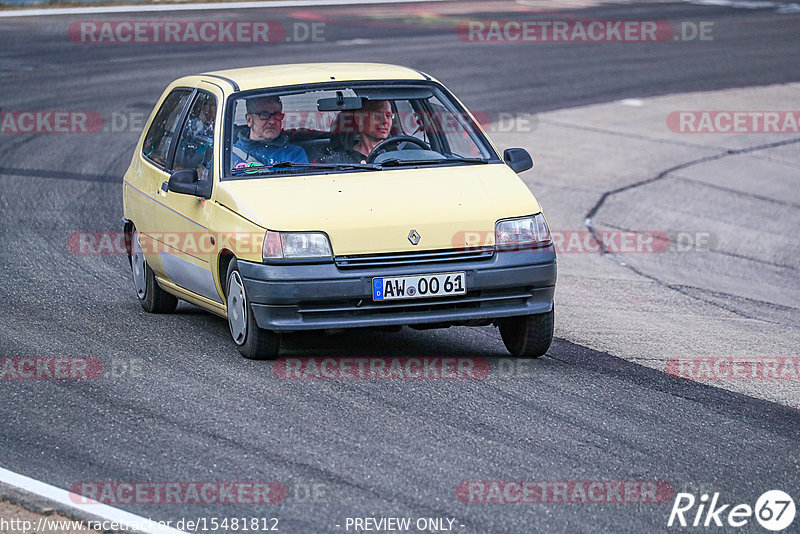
[335,247,494,270]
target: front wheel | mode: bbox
[499,308,554,358]
[226,259,281,360]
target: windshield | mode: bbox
[223,82,499,178]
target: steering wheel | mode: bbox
[366,135,431,163]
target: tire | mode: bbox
[226,259,281,360]
[130,228,178,314]
[499,308,554,358]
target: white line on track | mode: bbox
[0,465,186,534]
[0,0,447,18]
[335,38,375,46]
[688,0,800,12]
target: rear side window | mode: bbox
[142,89,191,168]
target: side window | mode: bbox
[394,100,427,142]
[173,92,217,180]
[142,89,192,168]
[426,102,483,158]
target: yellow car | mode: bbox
[122,63,556,359]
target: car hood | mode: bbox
[215,164,541,256]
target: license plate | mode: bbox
[372,272,466,301]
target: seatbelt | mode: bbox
[232,146,261,164]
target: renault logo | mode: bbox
[408,229,421,245]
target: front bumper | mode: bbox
[237,246,556,332]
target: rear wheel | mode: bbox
[499,308,554,358]
[226,259,281,360]
[130,228,178,314]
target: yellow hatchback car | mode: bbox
[122,63,556,360]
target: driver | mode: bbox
[324,100,393,164]
[232,96,308,168]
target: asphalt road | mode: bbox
[1,1,799,532]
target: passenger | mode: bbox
[325,100,393,163]
[232,96,308,168]
[199,98,216,131]
[174,96,216,180]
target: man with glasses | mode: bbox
[232,96,308,168]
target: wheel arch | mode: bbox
[123,218,134,267]
[218,249,236,300]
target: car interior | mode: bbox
[228,85,490,172]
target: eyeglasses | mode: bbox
[251,111,285,121]
[361,112,394,121]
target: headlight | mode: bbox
[494,213,551,250]
[262,231,333,260]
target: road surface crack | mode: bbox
[583,136,800,321]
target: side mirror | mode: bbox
[167,169,211,199]
[503,148,534,174]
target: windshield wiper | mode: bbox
[230,161,381,175]
[377,157,490,168]
[229,158,490,175]
[446,157,491,164]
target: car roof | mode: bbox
[192,63,431,93]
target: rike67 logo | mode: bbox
[668,490,796,531]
